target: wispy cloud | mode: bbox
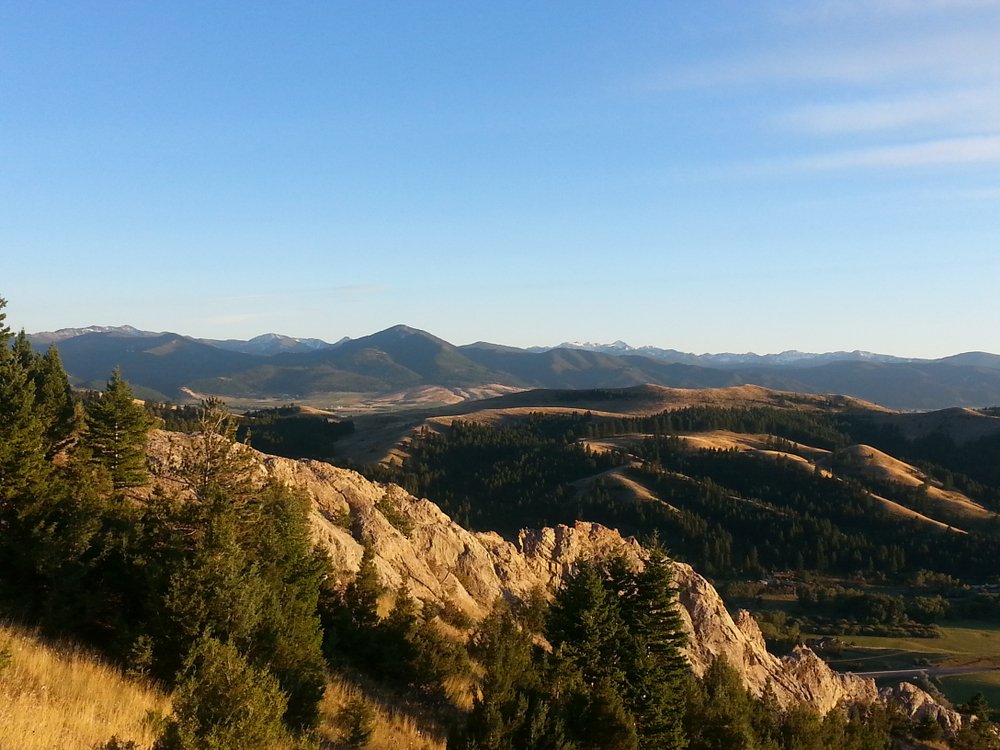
[644,29,1000,91]
[786,0,1000,22]
[795,134,1000,170]
[635,3,1000,180]
[779,88,1000,135]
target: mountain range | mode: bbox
[28,324,1000,410]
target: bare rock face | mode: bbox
[141,430,941,720]
[672,564,877,713]
[881,683,964,737]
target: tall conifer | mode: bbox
[0,300,48,572]
[31,345,78,457]
[83,368,154,490]
[626,546,688,750]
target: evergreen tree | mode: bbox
[160,398,327,731]
[30,345,78,457]
[83,368,154,490]
[685,656,759,750]
[177,397,255,507]
[241,481,327,731]
[337,697,377,748]
[324,543,440,686]
[547,562,628,688]
[0,299,49,590]
[547,563,637,750]
[453,602,564,750]
[345,544,384,634]
[623,546,688,750]
[0,303,46,506]
[153,636,288,750]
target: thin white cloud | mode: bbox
[790,0,1000,21]
[645,29,1000,91]
[796,134,1000,170]
[780,88,1000,134]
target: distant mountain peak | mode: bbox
[382,324,426,337]
[558,339,634,352]
[199,332,335,356]
[29,324,160,345]
[358,324,448,346]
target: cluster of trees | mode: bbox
[321,545,472,699]
[845,418,1000,509]
[146,402,355,462]
[1,298,326,747]
[451,548,688,750]
[5,296,1000,749]
[446,548,985,750]
[366,413,1000,587]
[236,406,354,462]
[369,417,620,535]
[791,586,943,638]
[582,406,851,451]
[632,440,1000,581]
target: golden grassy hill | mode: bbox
[0,621,445,750]
[0,622,168,750]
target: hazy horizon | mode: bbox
[24,320,998,361]
[4,2,999,358]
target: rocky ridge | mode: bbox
[145,430,962,728]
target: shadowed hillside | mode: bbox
[31,325,1000,410]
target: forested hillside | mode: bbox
[31,323,1000,410]
[352,399,1000,649]
[3,297,999,749]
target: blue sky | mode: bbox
[3,1,999,357]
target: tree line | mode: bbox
[4,296,999,748]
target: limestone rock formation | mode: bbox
[142,429,956,726]
[881,682,964,736]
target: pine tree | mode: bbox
[547,562,628,688]
[337,697,376,748]
[0,299,49,588]
[454,602,567,750]
[161,399,327,731]
[178,397,255,507]
[153,636,288,750]
[83,368,154,490]
[685,656,758,750]
[30,345,78,457]
[547,563,637,750]
[241,480,327,731]
[0,303,47,509]
[625,547,688,750]
[346,544,383,634]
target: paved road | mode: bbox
[847,665,1000,679]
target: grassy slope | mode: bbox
[0,621,446,750]
[319,678,446,750]
[0,622,169,750]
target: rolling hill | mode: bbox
[29,324,1000,410]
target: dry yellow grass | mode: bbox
[674,430,829,458]
[581,431,979,533]
[318,677,447,750]
[831,444,997,526]
[0,622,169,750]
[0,620,456,750]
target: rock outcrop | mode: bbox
[143,429,958,727]
[881,683,964,736]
